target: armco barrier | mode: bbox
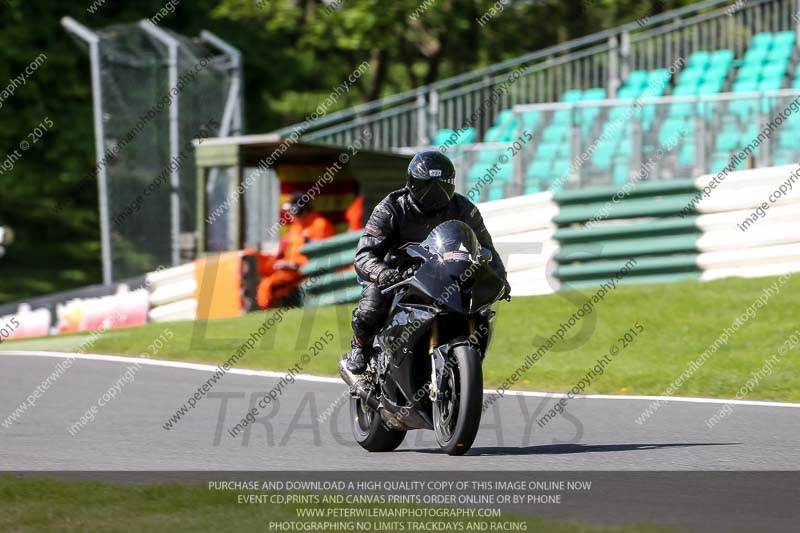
[147,263,197,323]
[551,180,704,287]
[551,163,800,287]
[299,231,362,307]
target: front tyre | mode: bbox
[350,396,406,452]
[433,344,483,455]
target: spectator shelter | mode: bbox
[193,134,410,255]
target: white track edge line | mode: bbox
[3,350,799,409]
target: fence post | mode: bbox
[416,90,428,145]
[428,87,439,142]
[140,20,181,268]
[61,17,113,284]
[695,110,706,176]
[795,0,800,45]
[607,35,620,99]
[620,31,631,84]
[632,115,642,184]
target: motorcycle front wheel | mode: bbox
[350,395,406,452]
[433,344,483,455]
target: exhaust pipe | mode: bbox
[338,358,380,410]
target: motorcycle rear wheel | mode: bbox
[433,344,483,455]
[350,396,406,452]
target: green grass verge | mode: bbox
[0,476,684,532]
[3,275,799,402]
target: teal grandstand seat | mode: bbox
[527,160,551,181]
[737,64,761,82]
[521,111,540,130]
[711,50,734,68]
[679,68,704,87]
[773,31,796,48]
[774,151,797,166]
[751,32,774,50]
[715,131,740,152]
[477,148,503,163]
[561,90,583,103]
[762,63,787,78]
[542,125,569,143]
[433,129,455,145]
[616,87,639,100]
[551,159,571,181]
[487,186,505,202]
[612,163,629,184]
[678,142,696,166]
[688,50,711,69]
[583,88,606,101]
[626,70,649,89]
[484,126,502,142]
[536,142,563,160]
[759,78,783,91]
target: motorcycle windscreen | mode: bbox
[414,221,504,313]
[421,220,482,262]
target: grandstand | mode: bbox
[273,0,800,203]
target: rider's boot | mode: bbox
[345,336,371,375]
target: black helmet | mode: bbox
[406,151,456,213]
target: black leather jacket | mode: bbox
[354,188,507,284]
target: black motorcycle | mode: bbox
[339,220,508,455]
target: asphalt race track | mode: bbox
[2,351,799,532]
[2,351,799,470]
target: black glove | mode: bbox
[502,279,512,300]
[377,269,403,290]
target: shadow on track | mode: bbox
[402,442,741,456]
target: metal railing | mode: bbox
[405,89,800,199]
[273,0,800,150]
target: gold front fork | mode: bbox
[429,317,439,353]
[429,318,439,401]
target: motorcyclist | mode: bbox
[345,150,510,374]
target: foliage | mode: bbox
[0,0,696,301]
